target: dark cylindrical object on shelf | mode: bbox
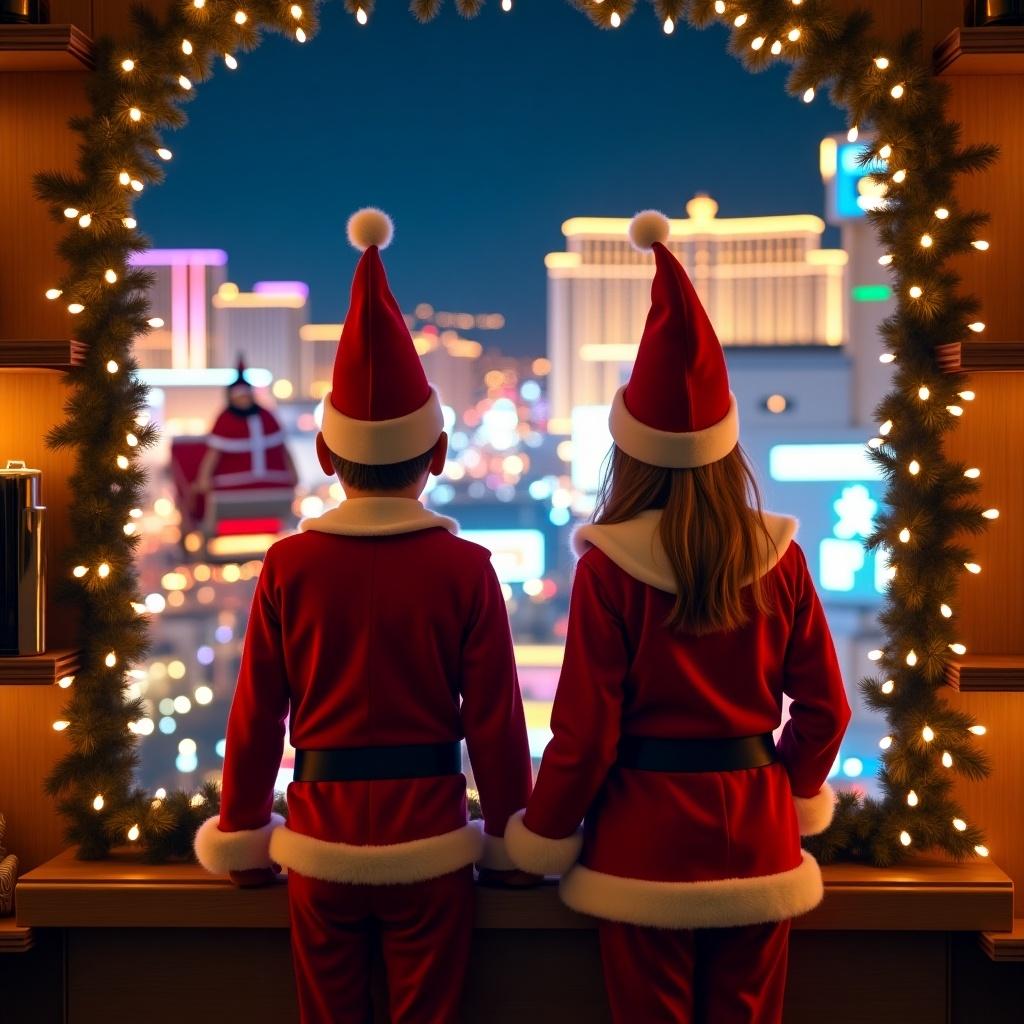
[0,1,50,24]
[971,0,1024,24]
[0,461,46,657]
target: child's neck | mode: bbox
[342,484,424,502]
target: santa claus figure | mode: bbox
[194,357,298,496]
[506,211,851,1024]
[194,209,533,1024]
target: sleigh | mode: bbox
[170,436,295,560]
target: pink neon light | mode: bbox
[130,249,228,267]
[171,264,189,368]
[253,281,309,301]
[189,263,207,369]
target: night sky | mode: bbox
[136,1,845,355]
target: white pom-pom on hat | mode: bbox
[347,207,394,252]
[628,210,671,251]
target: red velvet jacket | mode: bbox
[506,511,851,929]
[195,497,533,883]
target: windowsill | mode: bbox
[16,848,1014,933]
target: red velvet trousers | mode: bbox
[598,919,791,1024]
[287,867,474,1024]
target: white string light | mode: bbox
[906,649,918,666]
[97,562,111,579]
[714,1,726,13]
[78,213,92,228]
[734,13,748,27]
[104,269,118,284]
[907,790,919,806]
[868,648,883,661]
[922,725,935,742]
[947,405,963,416]
[900,830,912,846]
[45,288,62,300]
[751,35,765,50]
[879,143,892,159]
[788,28,801,41]
[953,818,967,831]
[935,207,950,219]
[982,508,1000,520]
[942,751,953,768]
[157,147,172,160]
[890,83,905,99]
[63,207,79,218]
[968,321,985,333]
[909,285,923,299]
[964,467,981,479]
[802,88,815,103]
[72,564,88,578]
[874,56,889,69]
[234,10,248,25]
[129,107,142,122]
[663,17,674,34]
[960,390,976,401]
[894,169,908,184]
[917,384,930,399]
[128,824,141,841]
[116,455,130,469]
[881,679,895,694]
[178,74,192,90]
[106,359,119,373]
[609,11,621,28]
[920,233,933,248]
[879,254,894,266]
[880,352,896,364]
[53,720,70,732]
[898,528,911,543]
[949,642,967,655]
[123,216,137,229]
[976,845,989,857]
[908,460,920,476]
[847,125,859,142]
[93,794,105,811]
[68,302,85,314]
[879,735,893,749]
[964,562,982,574]
[771,40,782,55]
[182,39,193,55]
[105,651,117,668]
[295,27,307,42]
[940,604,953,618]
[58,675,74,688]
[968,724,987,735]
[121,58,135,72]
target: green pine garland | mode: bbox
[35,0,994,865]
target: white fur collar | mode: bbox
[300,497,458,538]
[572,510,797,594]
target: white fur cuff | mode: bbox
[194,814,285,874]
[794,783,836,836]
[477,827,518,871]
[504,810,583,876]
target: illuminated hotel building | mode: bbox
[546,194,848,424]
[129,249,228,369]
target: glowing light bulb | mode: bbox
[960,390,975,401]
[194,0,205,7]
[942,751,953,768]
[225,53,238,69]
[663,17,674,34]
[771,40,782,55]
[126,433,139,447]
[123,217,137,229]
[714,1,725,12]
[950,642,967,655]
[935,207,950,220]
[802,87,815,103]
[940,604,952,618]
[898,528,911,544]
[953,818,967,831]
[751,35,765,50]
[178,74,192,90]
[875,56,890,69]
[53,720,70,731]
[63,207,79,218]
[964,468,981,479]
[291,3,303,16]
[972,240,989,251]
[909,285,923,298]
[900,830,912,847]
[947,405,963,416]
[868,437,883,449]
[93,794,105,811]
[78,213,92,227]
[879,254,894,266]
[906,650,918,667]
[121,58,135,71]
[964,562,982,574]
[129,107,142,122]
[72,565,88,578]
[68,302,84,314]
[918,385,930,400]
[975,845,989,857]
[130,508,142,518]
[734,14,748,27]
[128,824,140,841]
[58,675,74,688]
[982,508,1000,520]
[847,125,859,142]
[881,680,895,694]
[610,11,621,28]
[908,459,920,475]
[97,562,111,579]
[922,725,935,742]
[116,455,130,469]
[880,353,896,364]
[104,269,118,284]
[788,28,801,41]
[907,790,919,807]
[295,27,306,42]
[105,651,117,668]
[968,724,987,735]
[879,144,892,159]
[118,170,131,186]
[920,234,933,248]
[890,83,905,99]
[968,321,986,333]
[45,288,62,300]
[182,39,193,55]
[124,523,137,536]
[234,10,247,25]
[879,735,893,749]
[155,787,166,799]
[106,360,119,373]
[868,649,883,662]
[190,793,206,808]
[157,148,172,160]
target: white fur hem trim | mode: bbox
[300,496,458,537]
[504,810,583,876]
[321,385,444,465]
[477,829,518,871]
[268,821,483,885]
[573,510,797,594]
[794,783,836,837]
[609,387,739,469]
[560,850,823,928]
[194,814,285,874]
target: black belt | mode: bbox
[293,742,462,782]
[617,733,777,773]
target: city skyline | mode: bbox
[135,1,845,354]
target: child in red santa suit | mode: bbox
[505,211,852,1024]
[195,209,534,1024]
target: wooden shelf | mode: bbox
[946,655,1024,692]
[0,648,80,687]
[0,24,94,72]
[0,917,33,954]
[0,338,85,370]
[935,26,1024,75]
[937,340,1024,372]
[980,918,1024,962]
[15,847,1015,933]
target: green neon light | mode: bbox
[852,284,893,303]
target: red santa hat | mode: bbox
[609,210,739,469]
[319,208,444,466]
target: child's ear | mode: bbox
[315,433,334,477]
[429,432,449,477]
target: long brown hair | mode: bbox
[593,445,775,636]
